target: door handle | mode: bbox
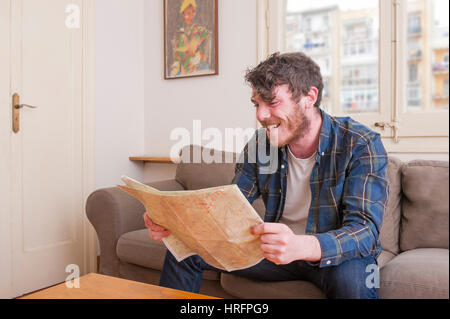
[12,93,38,133]
[374,121,400,143]
[14,103,38,109]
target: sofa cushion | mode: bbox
[176,145,237,190]
[377,250,396,268]
[379,248,449,299]
[379,157,403,255]
[221,250,394,299]
[220,274,326,299]
[400,160,449,251]
[251,198,266,220]
[116,229,220,281]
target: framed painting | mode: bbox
[164,0,218,79]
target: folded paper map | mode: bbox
[118,176,265,272]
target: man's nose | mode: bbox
[256,103,271,123]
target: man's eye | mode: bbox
[270,101,279,106]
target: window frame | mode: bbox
[257,0,449,153]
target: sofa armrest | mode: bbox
[86,179,185,277]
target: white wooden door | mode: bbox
[1,0,94,298]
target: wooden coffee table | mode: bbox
[19,273,218,299]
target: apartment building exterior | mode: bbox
[285,6,379,114]
[285,6,340,113]
[285,0,448,113]
[340,8,379,113]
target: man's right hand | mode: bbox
[143,212,170,242]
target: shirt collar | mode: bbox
[317,109,333,155]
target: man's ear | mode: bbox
[307,87,318,107]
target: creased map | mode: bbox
[118,176,265,272]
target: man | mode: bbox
[144,52,389,298]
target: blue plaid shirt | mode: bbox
[232,110,389,268]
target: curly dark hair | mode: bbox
[245,52,324,108]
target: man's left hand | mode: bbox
[251,223,322,265]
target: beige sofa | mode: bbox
[86,145,449,298]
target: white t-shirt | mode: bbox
[279,146,317,235]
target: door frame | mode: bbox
[0,0,13,299]
[81,0,97,277]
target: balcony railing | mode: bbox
[432,62,449,74]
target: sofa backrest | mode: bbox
[175,144,237,190]
[400,160,449,251]
[380,157,403,255]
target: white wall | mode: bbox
[143,0,258,157]
[95,0,260,185]
[95,0,145,188]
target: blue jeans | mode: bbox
[159,251,379,299]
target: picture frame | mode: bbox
[164,0,218,79]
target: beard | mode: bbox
[265,105,311,147]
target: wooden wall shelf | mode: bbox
[129,156,180,164]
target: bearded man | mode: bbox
[145,52,390,299]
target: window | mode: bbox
[323,14,329,27]
[304,17,311,32]
[408,13,421,34]
[282,1,379,115]
[258,0,449,152]
[408,83,422,106]
[285,1,379,115]
[409,63,418,82]
[404,0,449,112]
